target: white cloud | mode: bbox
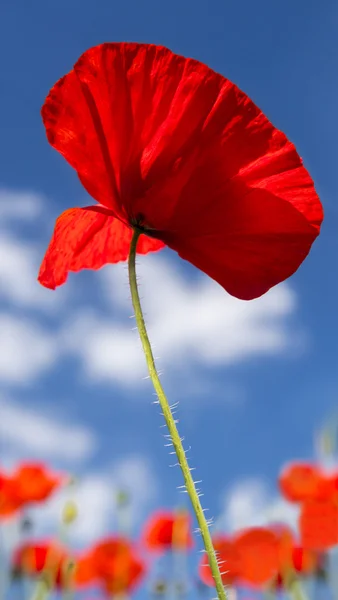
[0,187,306,393]
[0,314,59,384]
[0,188,44,223]
[0,236,69,310]
[0,188,70,311]
[0,188,69,385]
[30,455,158,545]
[0,396,96,463]
[217,477,299,535]
[65,253,303,386]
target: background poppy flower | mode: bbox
[279,462,332,503]
[299,498,338,550]
[0,473,22,518]
[90,537,145,594]
[39,42,322,300]
[73,553,98,588]
[11,463,62,504]
[199,536,241,586]
[13,541,69,588]
[143,510,193,551]
[233,527,280,585]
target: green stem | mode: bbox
[288,579,309,600]
[128,229,226,600]
[29,577,50,600]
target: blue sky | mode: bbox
[0,0,338,598]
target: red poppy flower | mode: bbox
[13,541,69,587]
[279,462,333,503]
[299,498,338,550]
[38,43,322,300]
[90,537,145,594]
[11,463,62,504]
[233,527,280,585]
[0,473,22,518]
[74,553,99,588]
[199,536,241,586]
[143,510,193,551]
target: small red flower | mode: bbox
[39,43,322,300]
[89,537,145,594]
[143,510,193,551]
[279,462,334,503]
[74,553,98,588]
[11,463,63,504]
[0,473,22,518]
[13,541,69,587]
[233,527,281,585]
[299,498,338,550]
[199,536,241,586]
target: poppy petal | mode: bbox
[38,205,164,289]
[279,462,332,503]
[42,43,200,218]
[234,527,280,585]
[300,499,338,551]
[42,70,121,215]
[161,184,320,300]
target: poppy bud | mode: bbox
[62,501,78,524]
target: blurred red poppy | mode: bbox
[143,510,193,551]
[13,541,69,587]
[0,473,22,518]
[279,462,333,503]
[233,527,280,585]
[299,498,338,550]
[38,43,322,300]
[199,536,241,586]
[74,553,98,588]
[11,463,63,504]
[90,537,145,594]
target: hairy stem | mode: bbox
[128,228,226,600]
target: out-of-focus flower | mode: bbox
[199,525,320,591]
[79,537,145,595]
[143,510,193,552]
[199,536,241,586]
[74,553,98,588]
[12,541,70,588]
[299,498,338,550]
[279,462,335,503]
[0,473,22,518]
[11,463,63,504]
[233,527,281,585]
[38,43,322,300]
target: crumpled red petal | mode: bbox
[38,205,164,289]
[41,43,323,299]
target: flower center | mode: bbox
[131,213,159,239]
